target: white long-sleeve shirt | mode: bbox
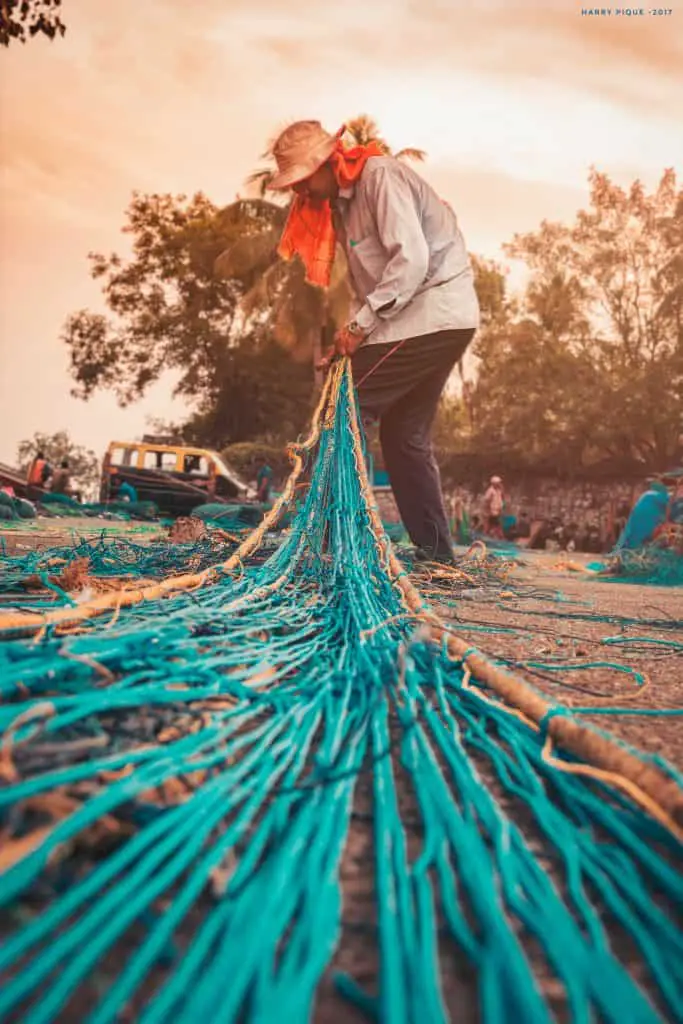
[333,156,480,345]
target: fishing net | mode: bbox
[601,538,683,587]
[34,496,160,522]
[191,502,269,528]
[0,493,36,521]
[0,363,681,1023]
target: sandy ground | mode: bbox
[1,523,681,1022]
[432,549,683,768]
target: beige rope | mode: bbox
[343,363,683,838]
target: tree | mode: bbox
[502,168,683,470]
[179,337,313,449]
[17,431,98,497]
[470,256,515,330]
[0,0,65,47]
[466,169,683,475]
[432,394,469,454]
[62,193,311,449]
[64,192,243,407]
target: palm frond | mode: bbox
[345,114,383,148]
[214,227,281,282]
[395,147,427,163]
[241,261,288,320]
[245,168,275,197]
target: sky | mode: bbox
[0,0,681,465]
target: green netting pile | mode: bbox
[33,494,160,521]
[602,545,683,586]
[0,491,36,521]
[0,364,681,1022]
[191,501,280,532]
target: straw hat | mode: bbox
[268,121,341,191]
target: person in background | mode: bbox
[26,451,52,488]
[614,479,669,551]
[483,475,504,539]
[450,493,471,545]
[256,462,274,504]
[264,120,480,564]
[586,518,603,554]
[117,479,138,503]
[515,510,531,540]
[502,511,517,540]
[51,460,80,502]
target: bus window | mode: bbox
[110,447,135,467]
[184,454,209,476]
[143,450,177,472]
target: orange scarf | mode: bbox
[277,140,385,288]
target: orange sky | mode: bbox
[1,0,681,464]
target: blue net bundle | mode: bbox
[0,363,681,1023]
[601,529,683,586]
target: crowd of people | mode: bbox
[448,473,683,554]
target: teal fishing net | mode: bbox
[0,364,681,1022]
[34,495,160,521]
[604,545,683,587]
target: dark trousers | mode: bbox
[351,327,475,558]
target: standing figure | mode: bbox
[266,120,480,564]
[483,475,504,539]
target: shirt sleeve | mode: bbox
[351,165,430,336]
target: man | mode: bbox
[117,479,138,503]
[256,462,274,504]
[51,459,80,501]
[482,475,504,539]
[267,120,479,563]
[26,451,51,488]
[614,479,669,551]
[514,510,531,541]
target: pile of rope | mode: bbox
[0,362,681,1022]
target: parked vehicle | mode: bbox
[101,440,255,516]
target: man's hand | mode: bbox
[334,324,366,357]
[316,324,367,373]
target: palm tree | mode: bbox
[213,200,352,386]
[214,115,426,393]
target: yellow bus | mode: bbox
[101,440,255,515]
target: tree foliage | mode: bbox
[62,160,682,477]
[17,430,98,494]
[220,441,293,484]
[63,193,312,449]
[0,0,65,47]
[65,192,243,406]
[469,169,683,474]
